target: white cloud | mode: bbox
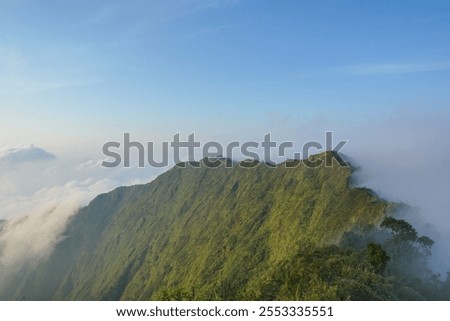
[0,144,161,288]
[0,144,56,164]
[0,179,111,269]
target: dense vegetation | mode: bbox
[1,152,449,300]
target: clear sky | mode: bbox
[1,0,450,152]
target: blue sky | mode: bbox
[1,0,450,152]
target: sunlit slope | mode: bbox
[5,152,393,300]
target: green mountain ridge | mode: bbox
[1,152,449,300]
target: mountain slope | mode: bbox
[2,152,443,300]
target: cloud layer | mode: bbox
[0,144,160,288]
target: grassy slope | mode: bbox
[4,152,392,300]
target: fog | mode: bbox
[261,108,450,274]
[342,110,450,274]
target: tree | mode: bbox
[367,243,390,274]
[380,217,417,242]
[417,236,434,257]
[380,216,436,279]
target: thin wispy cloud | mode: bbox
[185,23,243,39]
[0,43,103,95]
[167,0,242,19]
[0,77,103,96]
[337,62,450,75]
[81,1,243,47]
[80,3,121,26]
